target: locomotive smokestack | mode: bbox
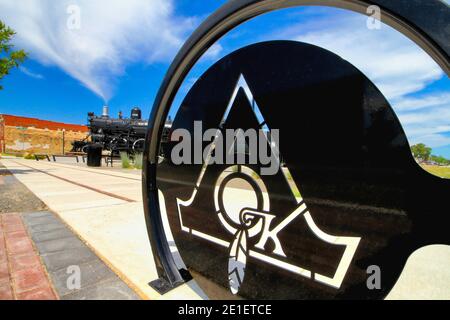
[102,105,109,118]
[131,107,142,120]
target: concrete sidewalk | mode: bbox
[1,157,449,300]
[0,158,204,300]
[1,159,140,300]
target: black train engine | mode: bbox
[72,106,173,159]
[88,106,148,155]
[71,106,148,156]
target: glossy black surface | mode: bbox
[143,0,449,299]
[156,41,449,299]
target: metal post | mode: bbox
[62,129,66,156]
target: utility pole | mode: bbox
[62,129,66,155]
[16,126,27,155]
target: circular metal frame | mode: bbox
[143,0,450,290]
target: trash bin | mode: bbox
[87,144,103,167]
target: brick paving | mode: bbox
[0,213,57,300]
[0,212,140,300]
[22,211,139,300]
[0,162,140,300]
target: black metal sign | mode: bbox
[143,0,449,300]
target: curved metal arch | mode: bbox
[143,0,450,292]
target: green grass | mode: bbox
[134,153,143,170]
[23,153,34,160]
[421,165,450,179]
[120,152,132,169]
[120,152,144,170]
[1,153,22,157]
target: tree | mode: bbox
[411,143,432,161]
[430,155,450,166]
[0,21,27,90]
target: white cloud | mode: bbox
[0,0,213,101]
[270,9,448,150]
[203,43,223,60]
[394,93,450,112]
[411,134,450,149]
[406,125,450,138]
[180,76,199,95]
[399,106,450,130]
[392,92,450,148]
[397,101,450,148]
[287,14,443,100]
[19,66,44,79]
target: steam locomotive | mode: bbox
[71,106,157,156]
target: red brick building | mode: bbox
[0,114,88,155]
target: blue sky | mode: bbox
[0,0,449,157]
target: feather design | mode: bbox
[228,229,248,294]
